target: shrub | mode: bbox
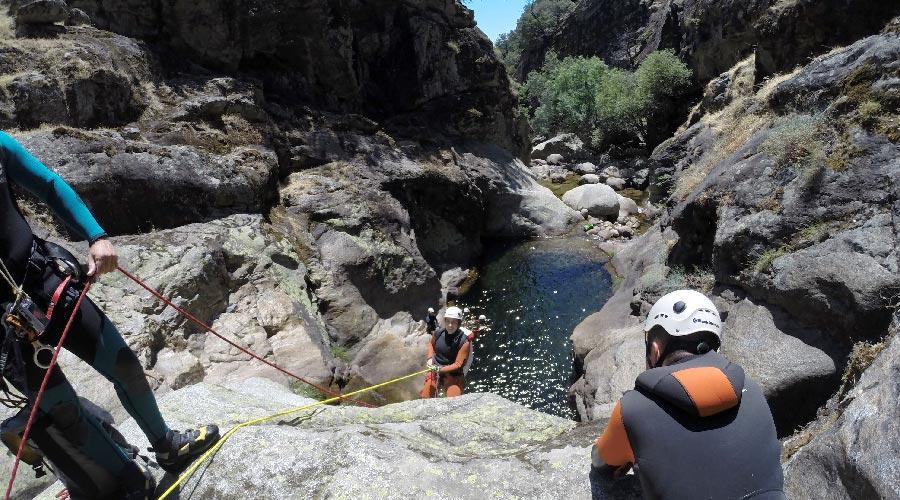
[330,344,350,362]
[526,54,608,141]
[753,247,788,273]
[760,113,827,171]
[524,50,692,149]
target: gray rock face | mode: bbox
[0,29,153,129]
[33,379,622,500]
[783,329,900,499]
[769,29,900,110]
[15,0,69,24]
[523,0,900,84]
[531,133,584,161]
[67,0,530,158]
[562,184,620,219]
[16,130,280,235]
[715,294,839,434]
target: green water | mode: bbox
[458,237,613,419]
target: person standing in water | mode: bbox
[420,306,471,398]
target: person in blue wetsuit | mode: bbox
[0,131,220,499]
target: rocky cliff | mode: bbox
[0,0,581,419]
[569,16,899,500]
[520,0,900,85]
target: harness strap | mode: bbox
[45,275,72,323]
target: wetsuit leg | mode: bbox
[58,296,170,444]
[419,373,438,399]
[443,374,464,397]
[20,345,130,496]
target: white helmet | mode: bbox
[478,314,487,321]
[644,290,722,340]
[444,306,463,321]
[427,307,435,314]
[463,307,471,314]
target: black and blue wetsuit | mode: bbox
[1,130,168,494]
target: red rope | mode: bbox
[116,266,374,408]
[4,280,92,500]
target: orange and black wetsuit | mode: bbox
[592,352,785,499]
[420,328,470,398]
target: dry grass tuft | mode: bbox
[671,69,801,200]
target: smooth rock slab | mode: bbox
[34,379,601,499]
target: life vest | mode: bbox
[432,328,470,376]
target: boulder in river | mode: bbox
[546,153,565,165]
[579,173,600,185]
[562,184,620,219]
[531,133,584,161]
[605,176,626,191]
[573,162,597,175]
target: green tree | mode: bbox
[524,49,692,150]
[525,55,608,141]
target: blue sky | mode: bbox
[468,0,531,43]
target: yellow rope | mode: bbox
[157,369,431,500]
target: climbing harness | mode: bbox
[157,368,430,500]
[4,279,93,500]
[116,265,375,408]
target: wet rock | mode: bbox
[562,184,620,219]
[579,173,600,185]
[15,0,69,24]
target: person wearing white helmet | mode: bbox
[591,289,784,499]
[420,306,471,398]
[423,307,437,335]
